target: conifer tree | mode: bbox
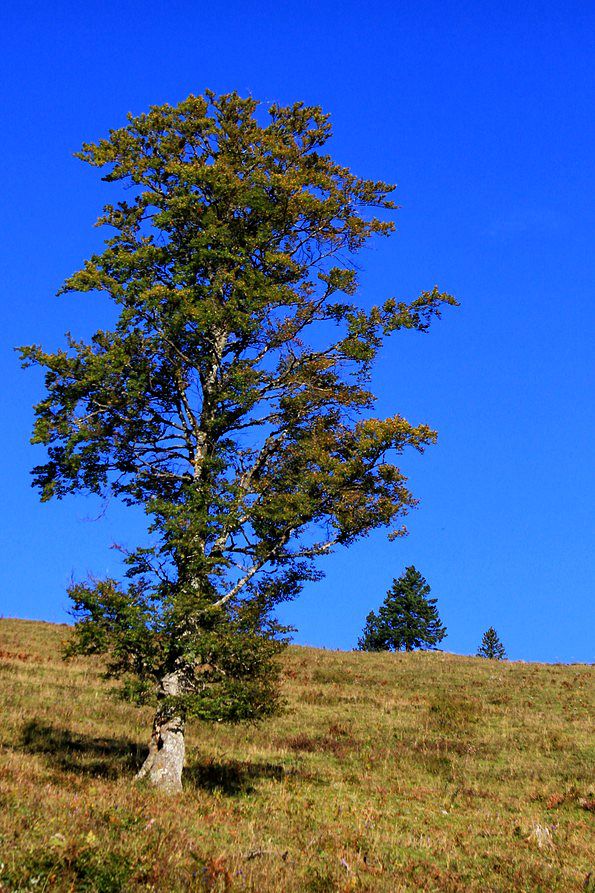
[358,566,446,652]
[477,627,506,660]
[20,92,456,791]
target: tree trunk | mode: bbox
[136,671,185,793]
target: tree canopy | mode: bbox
[358,566,447,652]
[21,91,456,790]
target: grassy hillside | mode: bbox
[0,618,592,892]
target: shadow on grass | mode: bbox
[20,720,144,779]
[185,757,285,795]
[19,720,287,794]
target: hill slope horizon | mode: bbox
[3,616,587,666]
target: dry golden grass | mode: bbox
[0,618,593,892]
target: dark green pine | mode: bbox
[477,627,507,660]
[358,566,447,652]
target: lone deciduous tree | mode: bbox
[477,627,506,660]
[358,566,447,652]
[21,92,456,792]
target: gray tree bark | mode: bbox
[136,671,185,793]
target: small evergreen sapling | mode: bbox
[358,566,446,652]
[476,627,506,660]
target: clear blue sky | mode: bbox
[2,0,593,662]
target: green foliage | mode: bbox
[65,579,290,723]
[358,565,447,652]
[477,627,507,660]
[20,91,456,729]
